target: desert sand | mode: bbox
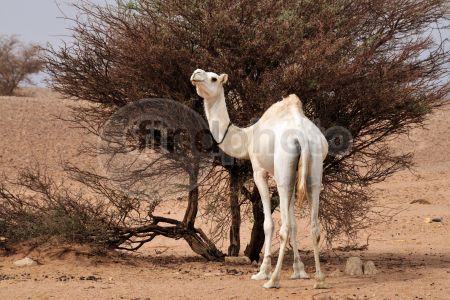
[0,89,449,299]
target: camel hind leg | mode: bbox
[289,193,309,279]
[307,145,328,289]
[263,155,297,289]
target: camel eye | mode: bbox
[211,77,217,82]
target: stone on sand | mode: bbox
[224,256,251,264]
[363,260,378,275]
[312,295,335,300]
[329,269,344,277]
[344,257,363,276]
[13,257,37,267]
[410,199,430,205]
[424,216,443,223]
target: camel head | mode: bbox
[190,69,228,100]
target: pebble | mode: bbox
[224,256,251,264]
[329,269,344,277]
[410,199,431,204]
[424,217,443,223]
[363,261,378,275]
[13,257,37,267]
[344,257,363,276]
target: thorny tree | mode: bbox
[42,0,449,260]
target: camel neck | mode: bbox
[203,92,250,160]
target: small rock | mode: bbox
[226,268,243,275]
[204,272,222,277]
[424,217,442,223]
[0,274,16,281]
[344,257,363,276]
[224,256,251,264]
[312,295,335,300]
[13,257,37,267]
[329,268,343,277]
[363,260,378,275]
[410,199,431,205]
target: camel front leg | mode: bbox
[251,169,273,281]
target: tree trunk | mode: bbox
[244,187,265,262]
[183,166,199,229]
[181,163,224,261]
[228,166,241,256]
[183,227,225,261]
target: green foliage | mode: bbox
[116,0,139,11]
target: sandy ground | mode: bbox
[0,89,449,299]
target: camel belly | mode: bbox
[248,122,299,175]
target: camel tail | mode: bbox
[296,139,309,209]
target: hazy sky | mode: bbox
[1,1,448,87]
[0,0,114,43]
[0,0,114,86]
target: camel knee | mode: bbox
[311,222,320,244]
[279,224,289,242]
[289,219,297,234]
[264,219,274,235]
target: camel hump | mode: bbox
[282,94,304,113]
[261,93,305,122]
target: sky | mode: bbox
[0,0,114,86]
[0,1,449,87]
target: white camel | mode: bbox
[190,69,328,289]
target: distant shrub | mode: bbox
[0,35,43,96]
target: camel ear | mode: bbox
[219,73,228,84]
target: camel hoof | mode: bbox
[290,271,310,279]
[313,281,330,289]
[263,280,280,289]
[251,272,271,281]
